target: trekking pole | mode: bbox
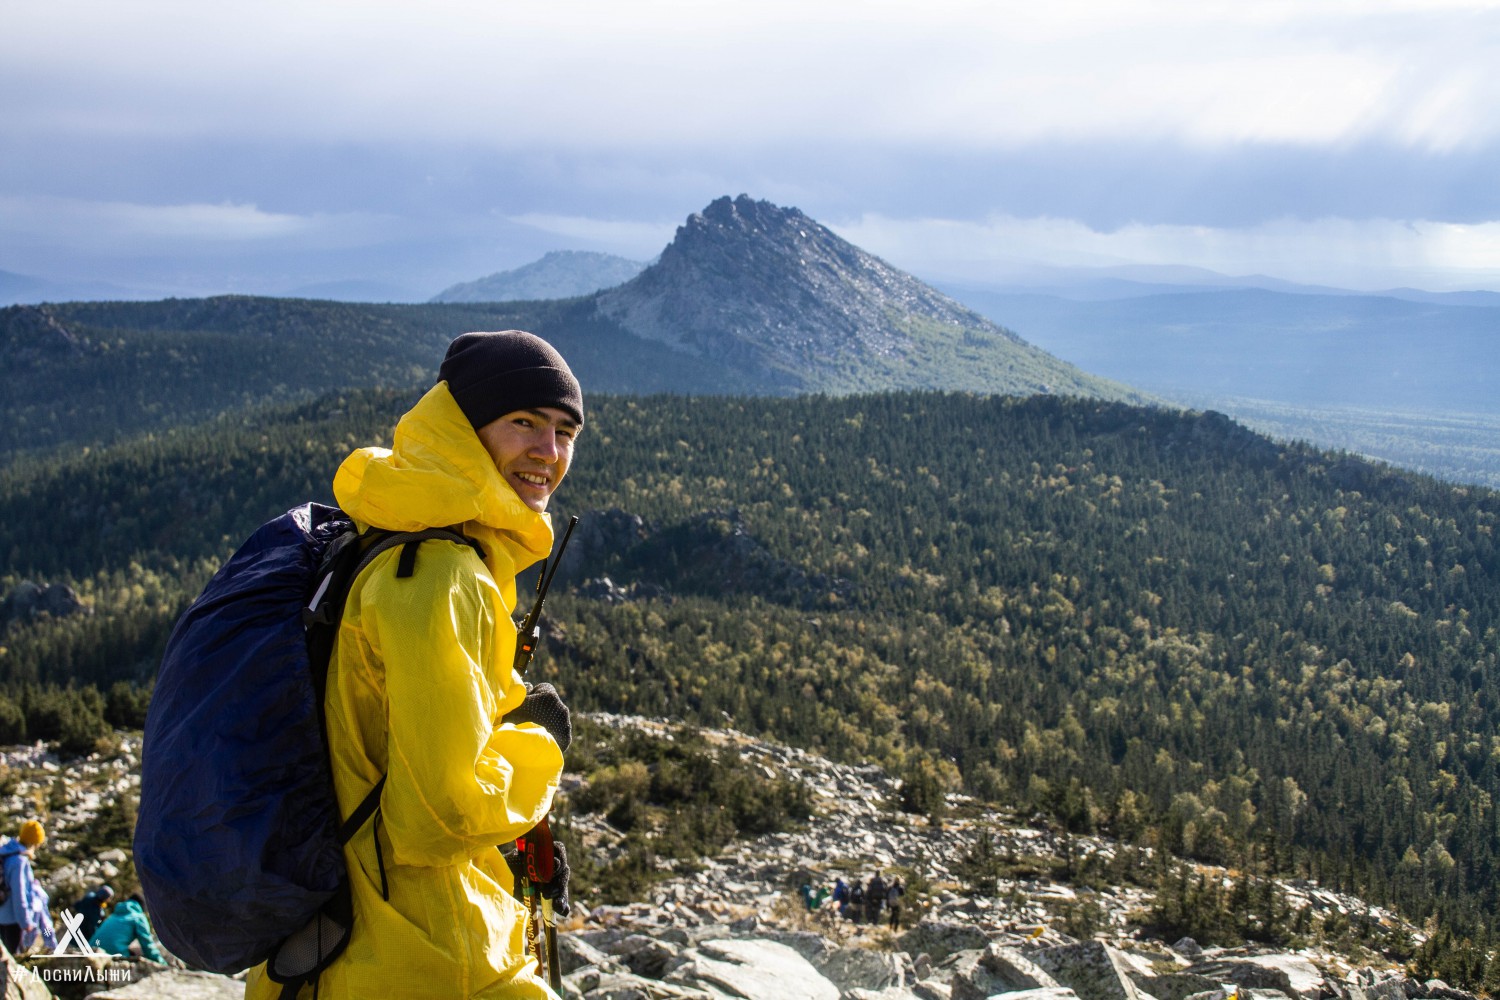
[510,516,578,993]
[514,515,579,677]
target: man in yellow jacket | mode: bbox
[247,330,583,999]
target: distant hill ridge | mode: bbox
[431,250,647,303]
[0,194,1144,459]
[948,285,1500,415]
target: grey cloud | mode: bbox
[9,134,1500,230]
[5,132,1500,300]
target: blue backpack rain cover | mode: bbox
[135,502,472,978]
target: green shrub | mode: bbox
[0,695,25,744]
[20,685,109,756]
[104,681,152,729]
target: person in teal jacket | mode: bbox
[90,895,166,963]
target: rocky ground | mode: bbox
[551,716,1438,1000]
[0,717,1459,1000]
[0,738,139,906]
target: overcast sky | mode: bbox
[5,0,1500,300]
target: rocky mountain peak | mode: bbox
[595,195,1027,392]
[680,194,842,258]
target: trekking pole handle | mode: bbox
[517,817,556,885]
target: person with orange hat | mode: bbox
[0,819,57,955]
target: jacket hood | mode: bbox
[114,899,145,917]
[333,383,555,563]
[0,838,27,858]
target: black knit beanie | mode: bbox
[438,330,584,429]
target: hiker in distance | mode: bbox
[0,820,57,956]
[72,883,114,942]
[244,330,583,1000]
[91,893,167,964]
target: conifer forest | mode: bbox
[3,388,1498,982]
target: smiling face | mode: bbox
[475,406,579,513]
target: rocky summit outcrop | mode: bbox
[549,910,1469,1000]
[1,582,92,631]
[543,716,1455,1000]
[0,719,1472,1000]
[594,195,1135,399]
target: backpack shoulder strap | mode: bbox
[302,527,483,628]
[356,527,484,582]
[338,775,388,845]
[314,527,484,887]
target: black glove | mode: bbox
[505,838,571,918]
[541,840,571,917]
[502,682,572,752]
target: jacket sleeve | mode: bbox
[130,911,166,964]
[0,857,21,929]
[15,858,39,928]
[360,544,563,867]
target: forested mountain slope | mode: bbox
[0,297,744,459]
[431,250,647,303]
[3,390,1497,958]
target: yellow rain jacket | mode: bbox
[246,383,564,999]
